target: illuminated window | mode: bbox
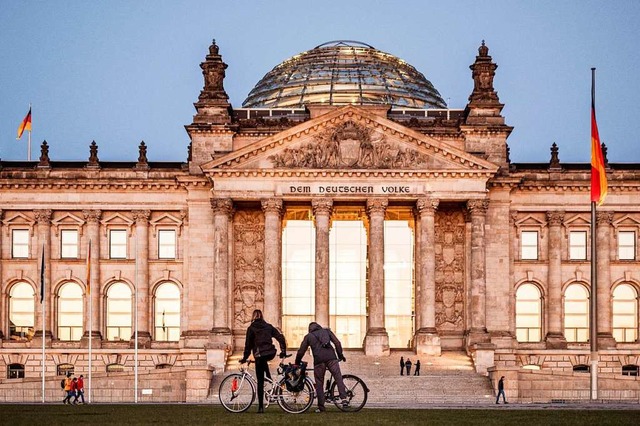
[57,282,84,341]
[569,231,587,260]
[60,229,79,259]
[109,230,127,259]
[9,282,35,341]
[612,284,638,342]
[154,282,180,342]
[516,283,542,342]
[106,364,125,373]
[12,229,29,259]
[521,231,539,260]
[618,231,636,260]
[564,284,589,342]
[158,230,176,259]
[106,282,132,341]
[57,363,74,376]
[7,363,25,379]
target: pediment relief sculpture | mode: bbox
[268,121,433,170]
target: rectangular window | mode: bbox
[521,231,539,260]
[109,230,127,259]
[569,231,587,260]
[618,231,636,260]
[158,230,176,259]
[60,230,79,259]
[12,229,29,259]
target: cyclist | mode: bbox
[295,321,348,413]
[239,309,287,413]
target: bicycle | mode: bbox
[320,369,369,412]
[218,355,315,414]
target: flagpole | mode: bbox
[134,232,139,403]
[589,67,598,401]
[27,103,32,161]
[41,245,46,403]
[88,239,92,404]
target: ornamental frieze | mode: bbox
[435,207,465,331]
[268,121,430,169]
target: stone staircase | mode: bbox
[211,350,496,407]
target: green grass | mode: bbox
[2,404,639,425]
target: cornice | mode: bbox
[0,180,184,191]
[206,169,494,179]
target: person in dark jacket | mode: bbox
[405,358,412,376]
[496,376,508,404]
[295,322,348,413]
[400,356,405,376]
[240,309,287,413]
[414,359,421,376]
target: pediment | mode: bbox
[202,105,498,177]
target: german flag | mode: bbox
[17,107,32,140]
[590,100,607,206]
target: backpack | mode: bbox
[283,362,307,393]
[60,379,66,389]
[313,329,333,349]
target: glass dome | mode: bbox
[242,40,447,109]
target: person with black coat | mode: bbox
[405,358,412,376]
[295,322,348,413]
[240,309,287,413]
[400,356,405,376]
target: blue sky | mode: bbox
[1,1,638,163]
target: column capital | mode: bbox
[466,199,488,215]
[416,197,439,215]
[132,209,151,224]
[211,198,234,217]
[546,210,565,226]
[596,211,613,226]
[83,209,102,224]
[311,198,333,216]
[261,198,283,216]
[34,209,52,225]
[366,197,388,216]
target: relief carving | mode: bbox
[269,121,430,169]
[233,209,265,331]
[435,207,465,331]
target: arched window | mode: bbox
[106,282,132,341]
[57,363,74,377]
[154,282,180,342]
[7,363,25,379]
[57,282,83,341]
[612,284,638,343]
[516,283,542,342]
[564,284,589,342]
[573,364,590,373]
[9,282,35,340]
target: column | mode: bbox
[466,199,489,345]
[596,212,616,348]
[83,209,102,343]
[545,211,566,348]
[132,209,151,347]
[364,198,390,356]
[261,198,283,329]
[211,198,233,337]
[414,197,441,355]
[34,209,53,340]
[311,198,332,327]
[0,210,3,340]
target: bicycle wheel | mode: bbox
[219,373,255,413]
[331,374,368,412]
[277,377,315,414]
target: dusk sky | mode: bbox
[1,1,638,163]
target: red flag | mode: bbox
[590,102,607,205]
[17,107,32,140]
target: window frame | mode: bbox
[520,230,539,260]
[7,363,25,379]
[105,282,132,341]
[563,283,590,342]
[109,229,128,259]
[60,229,79,259]
[568,231,588,261]
[612,283,638,343]
[157,229,177,260]
[9,281,35,341]
[515,282,543,342]
[11,229,30,259]
[617,230,636,261]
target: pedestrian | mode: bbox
[405,358,412,376]
[70,377,79,404]
[400,356,405,376]
[295,321,349,413]
[62,373,74,404]
[74,374,86,404]
[239,309,287,413]
[414,359,421,376]
[496,376,508,404]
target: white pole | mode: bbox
[41,245,45,403]
[134,232,139,403]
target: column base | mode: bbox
[468,342,495,375]
[183,330,212,348]
[207,330,234,371]
[129,331,152,349]
[414,328,441,356]
[465,327,490,347]
[80,330,102,349]
[545,332,567,349]
[32,330,54,347]
[597,332,617,349]
[364,328,390,356]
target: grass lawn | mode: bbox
[3,404,640,425]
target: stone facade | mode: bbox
[0,40,639,402]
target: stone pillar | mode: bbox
[210,198,233,341]
[364,198,390,356]
[0,209,3,340]
[312,198,332,327]
[414,197,441,355]
[596,212,616,348]
[34,209,53,340]
[261,198,283,329]
[466,199,489,345]
[545,211,567,348]
[132,210,151,347]
[83,210,102,344]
